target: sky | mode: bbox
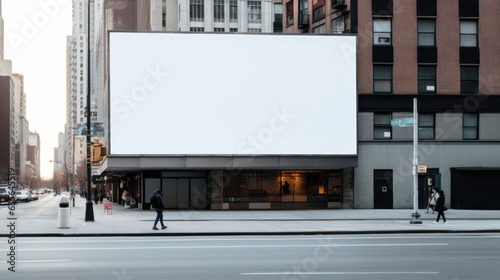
[3,0,73,179]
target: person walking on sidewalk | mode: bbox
[426,187,439,214]
[152,189,167,230]
[434,189,447,223]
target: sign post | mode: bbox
[391,98,422,224]
[410,98,422,224]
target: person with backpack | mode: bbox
[151,189,167,230]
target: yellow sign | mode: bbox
[418,165,427,173]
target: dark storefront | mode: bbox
[451,168,500,210]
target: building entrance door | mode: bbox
[163,178,189,208]
[374,170,393,209]
[418,169,440,209]
[162,178,208,209]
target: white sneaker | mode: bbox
[433,221,438,224]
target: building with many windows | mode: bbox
[177,0,275,33]
[283,0,500,209]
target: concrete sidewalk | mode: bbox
[2,196,500,237]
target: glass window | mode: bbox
[313,24,325,33]
[419,114,435,140]
[418,19,435,46]
[418,66,436,93]
[190,27,205,32]
[162,0,166,27]
[463,113,479,140]
[460,20,477,47]
[261,171,281,202]
[331,15,345,34]
[248,1,262,24]
[240,171,259,202]
[274,3,283,32]
[373,19,391,45]
[247,28,261,33]
[374,113,392,140]
[373,65,392,93]
[286,1,294,26]
[307,172,328,202]
[214,0,224,22]
[222,171,341,203]
[190,0,204,22]
[223,173,240,202]
[230,0,238,23]
[461,66,479,94]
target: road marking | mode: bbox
[17,259,72,263]
[15,234,500,244]
[9,243,448,251]
[241,271,439,276]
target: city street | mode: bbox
[1,234,499,279]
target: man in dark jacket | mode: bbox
[152,189,167,230]
[434,189,446,223]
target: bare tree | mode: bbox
[76,158,88,195]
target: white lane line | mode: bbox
[18,259,72,263]
[241,271,439,276]
[8,243,448,251]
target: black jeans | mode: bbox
[436,210,446,222]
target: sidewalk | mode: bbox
[2,196,500,237]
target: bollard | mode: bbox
[58,196,70,228]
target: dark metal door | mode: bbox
[374,170,393,209]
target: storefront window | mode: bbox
[328,172,343,202]
[223,173,240,202]
[307,172,328,202]
[261,171,281,202]
[239,171,260,202]
[281,171,307,202]
[222,170,341,203]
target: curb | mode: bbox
[4,229,500,238]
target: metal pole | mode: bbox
[410,98,422,224]
[85,0,95,222]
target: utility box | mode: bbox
[58,196,70,228]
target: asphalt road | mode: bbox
[1,233,499,280]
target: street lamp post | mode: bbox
[85,0,95,222]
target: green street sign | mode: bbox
[391,119,400,127]
[391,118,414,127]
[400,118,414,127]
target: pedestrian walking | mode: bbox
[434,189,447,223]
[426,187,439,214]
[151,189,167,230]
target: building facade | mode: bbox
[283,0,500,209]
[355,0,500,210]
[89,0,500,210]
[98,0,356,211]
[0,75,15,180]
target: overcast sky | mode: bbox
[3,0,73,179]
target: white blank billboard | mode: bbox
[109,32,357,156]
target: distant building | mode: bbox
[0,75,15,181]
[28,132,41,180]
